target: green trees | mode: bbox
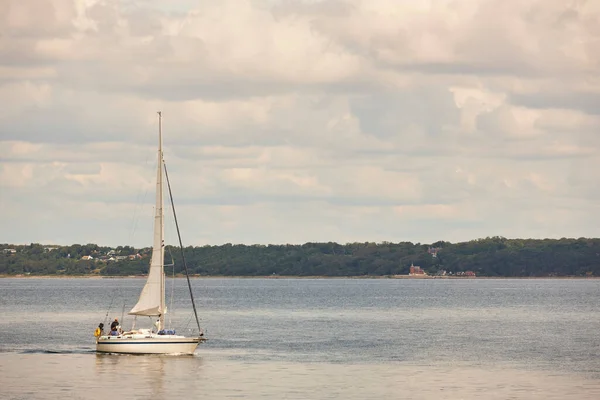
[1,237,600,277]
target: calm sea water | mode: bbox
[1,277,599,399]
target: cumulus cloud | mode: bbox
[1,0,599,246]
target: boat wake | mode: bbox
[16,348,96,355]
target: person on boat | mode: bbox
[111,318,123,334]
[110,326,119,336]
[94,323,104,337]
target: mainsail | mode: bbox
[129,112,165,324]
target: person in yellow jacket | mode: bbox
[94,323,104,338]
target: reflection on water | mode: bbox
[93,353,205,396]
[96,354,163,396]
[2,353,600,400]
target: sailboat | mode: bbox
[96,112,206,355]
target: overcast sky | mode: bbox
[1,0,599,247]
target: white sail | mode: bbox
[129,112,165,322]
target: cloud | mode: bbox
[510,91,600,116]
[1,0,599,247]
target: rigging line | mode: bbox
[130,146,154,242]
[128,160,151,245]
[163,161,203,336]
[170,261,175,329]
[163,189,177,330]
[120,303,126,329]
[166,245,176,329]
[183,311,194,332]
[103,288,118,326]
[128,187,141,244]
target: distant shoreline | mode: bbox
[4,238,599,279]
[1,274,598,280]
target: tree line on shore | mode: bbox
[1,237,600,277]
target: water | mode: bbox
[1,277,599,399]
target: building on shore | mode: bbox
[409,263,427,276]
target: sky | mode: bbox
[1,0,599,248]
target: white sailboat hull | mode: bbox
[96,334,205,355]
